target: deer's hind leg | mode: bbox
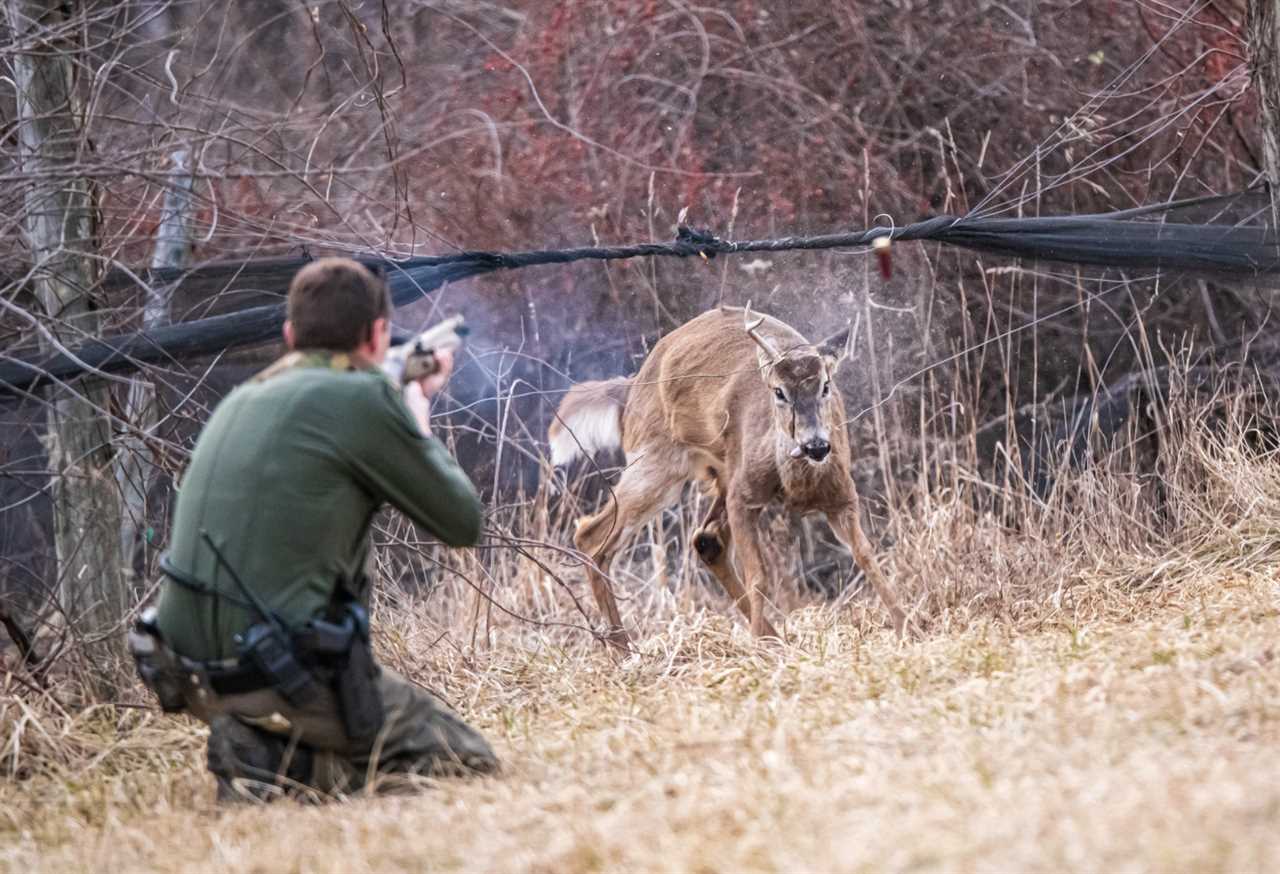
[573,446,688,648]
[691,482,753,624]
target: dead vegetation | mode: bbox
[3,363,1280,871]
[4,2,1280,870]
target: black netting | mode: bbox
[4,187,1280,398]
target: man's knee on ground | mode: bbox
[207,715,314,803]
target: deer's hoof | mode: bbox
[754,623,785,644]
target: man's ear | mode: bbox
[283,320,296,350]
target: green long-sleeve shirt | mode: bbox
[154,351,482,661]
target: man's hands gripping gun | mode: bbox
[381,316,467,437]
[380,315,468,386]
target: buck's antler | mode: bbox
[743,301,782,363]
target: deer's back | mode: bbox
[622,308,807,463]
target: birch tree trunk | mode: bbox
[1250,0,1280,221]
[6,0,127,686]
[117,151,192,578]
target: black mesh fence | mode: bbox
[5,187,1280,399]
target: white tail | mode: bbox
[548,377,630,466]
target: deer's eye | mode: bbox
[773,387,787,403]
[821,381,830,397]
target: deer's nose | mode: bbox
[802,438,831,461]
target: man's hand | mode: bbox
[417,347,454,399]
[402,348,454,437]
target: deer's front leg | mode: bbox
[726,497,781,640]
[827,504,910,636]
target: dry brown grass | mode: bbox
[4,382,1280,873]
[3,573,1279,873]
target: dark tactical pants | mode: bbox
[180,663,498,802]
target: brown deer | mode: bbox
[548,304,910,647]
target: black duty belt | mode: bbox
[179,622,356,698]
[188,657,274,697]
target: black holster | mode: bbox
[294,602,384,747]
[330,604,384,748]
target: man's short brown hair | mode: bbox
[286,257,392,351]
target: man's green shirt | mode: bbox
[154,351,482,661]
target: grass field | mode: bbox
[3,565,1278,873]
[4,391,1280,873]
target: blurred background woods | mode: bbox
[1,0,1276,690]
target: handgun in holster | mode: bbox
[299,602,384,748]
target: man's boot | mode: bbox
[422,701,500,776]
[391,690,500,778]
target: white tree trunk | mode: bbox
[117,150,192,575]
[7,0,127,683]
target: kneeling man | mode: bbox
[133,257,496,801]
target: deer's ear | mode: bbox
[817,323,853,370]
